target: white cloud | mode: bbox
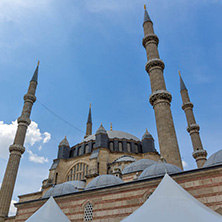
[43,132,51,144]
[0,120,51,159]
[9,200,17,216]
[27,150,48,164]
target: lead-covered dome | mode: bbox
[42,181,85,198]
[122,159,156,174]
[86,175,123,190]
[203,149,222,168]
[113,155,136,163]
[139,162,182,180]
[83,130,140,142]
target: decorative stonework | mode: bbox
[142,34,159,48]
[17,116,31,126]
[192,149,207,159]
[182,102,194,110]
[149,90,172,106]
[187,124,200,133]
[24,93,36,103]
[9,144,25,154]
[145,58,165,73]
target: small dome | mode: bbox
[122,159,156,174]
[114,155,136,163]
[86,175,123,189]
[203,149,222,168]
[142,129,153,140]
[139,162,182,180]
[42,181,85,198]
[59,136,70,147]
[96,124,107,134]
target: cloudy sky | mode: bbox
[0,0,222,216]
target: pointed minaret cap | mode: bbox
[96,123,107,135]
[142,129,153,140]
[87,104,92,124]
[31,61,40,83]
[143,4,152,26]
[59,136,70,147]
[179,70,187,91]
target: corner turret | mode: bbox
[141,129,156,153]
[57,136,70,159]
[95,124,108,148]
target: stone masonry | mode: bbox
[0,63,39,221]
[142,8,183,169]
[179,72,207,168]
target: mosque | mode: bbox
[0,6,222,222]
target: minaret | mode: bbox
[142,5,183,169]
[179,71,207,168]
[0,62,39,221]
[84,104,92,138]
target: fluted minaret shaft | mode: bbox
[85,104,92,138]
[179,73,207,168]
[0,63,39,221]
[142,7,183,169]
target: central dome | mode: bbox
[83,130,140,142]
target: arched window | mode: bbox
[84,202,93,221]
[119,142,123,152]
[135,144,139,153]
[127,142,131,152]
[109,142,114,151]
[85,144,90,154]
[67,162,89,181]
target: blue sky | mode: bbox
[0,0,222,215]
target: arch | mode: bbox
[84,202,93,221]
[66,162,89,181]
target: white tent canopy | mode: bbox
[25,196,70,222]
[122,174,222,222]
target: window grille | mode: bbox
[67,163,89,181]
[84,202,93,221]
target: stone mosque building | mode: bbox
[0,6,222,222]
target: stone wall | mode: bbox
[14,165,222,222]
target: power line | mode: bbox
[36,99,85,134]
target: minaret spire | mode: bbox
[85,104,92,138]
[0,62,39,220]
[179,71,207,168]
[142,6,183,169]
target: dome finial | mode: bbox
[37,60,40,67]
[144,4,146,10]
[110,123,113,131]
[178,70,181,77]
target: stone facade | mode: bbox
[12,165,222,222]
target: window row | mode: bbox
[109,141,139,153]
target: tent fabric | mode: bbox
[25,196,70,222]
[121,174,222,222]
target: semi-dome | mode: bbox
[42,181,85,198]
[83,130,140,142]
[113,155,136,163]
[86,175,123,190]
[122,159,156,174]
[139,162,182,180]
[203,149,222,168]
